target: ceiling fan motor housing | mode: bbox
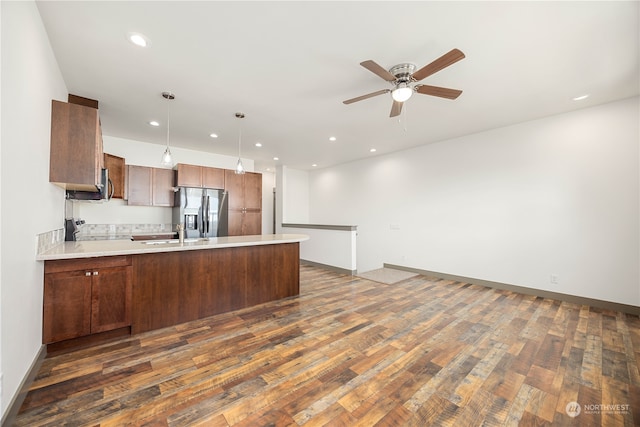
[389,63,417,84]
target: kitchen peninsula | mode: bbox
[38,234,308,347]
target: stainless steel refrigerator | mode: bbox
[172,187,229,238]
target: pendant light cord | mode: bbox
[160,91,175,167]
[166,99,170,149]
[238,119,242,158]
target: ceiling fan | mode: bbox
[343,48,465,117]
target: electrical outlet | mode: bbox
[550,274,559,284]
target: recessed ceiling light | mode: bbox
[148,120,160,127]
[370,148,377,153]
[573,94,589,101]
[209,133,218,138]
[255,142,262,147]
[127,32,150,48]
[273,157,279,161]
[312,164,318,167]
[329,136,337,142]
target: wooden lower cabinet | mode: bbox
[43,270,92,343]
[43,256,132,344]
[43,244,299,344]
[246,244,300,306]
[132,243,299,334]
[90,266,133,333]
[228,209,262,236]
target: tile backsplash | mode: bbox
[36,228,64,254]
[76,223,175,240]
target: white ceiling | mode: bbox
[36,1,639,172]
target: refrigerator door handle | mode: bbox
[205,195,209,234]
[200,194,206,235]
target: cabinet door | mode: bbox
[49,100,102,191]
[176,164,202,187]
[244,172,262,210]
[91,266,132,334]
[224,170,245,210]
[152,168,175,206]
[43,271,92,343]
[104,153,125,199]
[202,167,225,189]
[228,210,243,237]
[127,165,152,206]
[243,210,262,235]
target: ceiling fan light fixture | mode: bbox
[392,84,413,102]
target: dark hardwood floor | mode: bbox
[14,264,640,426]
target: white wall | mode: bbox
[281,225,357,272]
[1,1,68,416]
[279,166,309,224]
[104,135,254,170]
[74,135,256,225]
[308,97,639,306]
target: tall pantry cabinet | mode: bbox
[225,170,262,236]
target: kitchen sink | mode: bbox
[142,238,201,245]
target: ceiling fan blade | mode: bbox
[390,100,403,117]
[343,89,390,105]
[412,48,465,82]
[415,84,463,100]
[360,60,397,82]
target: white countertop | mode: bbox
[37,234,310,261]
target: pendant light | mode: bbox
[235,112,246,175]
[160,91,175,167]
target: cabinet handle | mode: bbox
[85,272,91,276]
[93,271,99,276]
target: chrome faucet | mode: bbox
[176,223,185,244]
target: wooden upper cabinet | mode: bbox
[176,163,225,189]
[126,165,175,207]
[176,163,202,187]
[104,153,125,199]
[49,99,104,191]
[126,165,152,206]
[152,168,175,206]
[203,167,224,189]
[243,172,262,210]
[225,170,262,211]
[225,170,245,211]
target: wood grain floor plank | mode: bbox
[14,264,640,426]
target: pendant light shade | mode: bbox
[235,112,246,175]
[160,91,175,167]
